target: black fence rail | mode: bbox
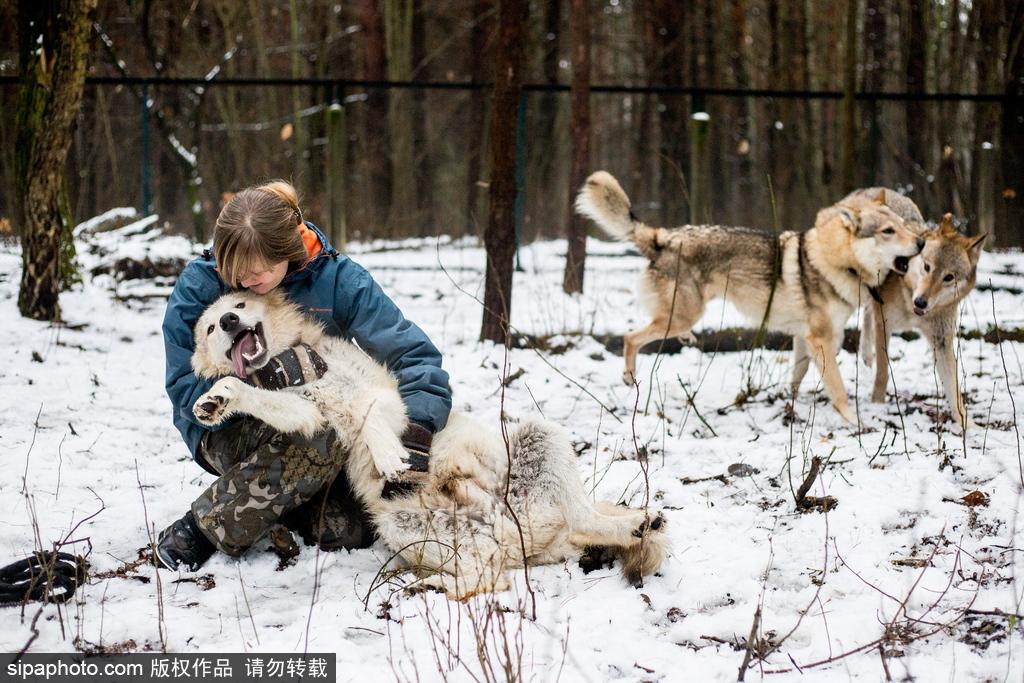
[0,75,1020,247]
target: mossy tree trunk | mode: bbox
[16,0,97,321]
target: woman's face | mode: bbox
[239,260,289,294]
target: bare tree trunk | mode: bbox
[906,0,929,208]
[411,2,430,236]
[728,0,754,225]
[361,0,391,233]
[563,0,590,294]
[972,0,1001,241]
[645,0,688,225]
[289,0,308,184]
[16,0,96,321]
[481,0,527,343]
[936,0,964,215]
[840,0,858,193]
[466,0,493,233]
[864,0,887,187]
[533,0,562,240]
[384,0,415,236]
[1000,2,1024,246]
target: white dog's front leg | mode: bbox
[194,378,325,437]
[359,417,409,480]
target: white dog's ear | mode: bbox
[263,289,288,307]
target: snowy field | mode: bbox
[1,216,1023,682]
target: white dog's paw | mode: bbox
[373,442,409,481]
[194,377,244,425]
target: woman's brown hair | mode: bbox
[213,180,308,287]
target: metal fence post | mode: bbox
[141,82,151,215]
[689,93,711,224]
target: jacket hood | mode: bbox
[281,221,338,285]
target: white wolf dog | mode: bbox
[576,171,924,423]
[189,290,667,599]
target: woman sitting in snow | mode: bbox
[155,181,451,571]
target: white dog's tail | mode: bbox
[575,171,665,261]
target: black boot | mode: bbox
[155,511,215,571]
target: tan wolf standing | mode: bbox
[836,188,984,429]
[575,171,924,423]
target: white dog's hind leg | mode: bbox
[412,566,512,601]
[568,503,664,548]
[194,377,326,436]
[573,502,668,584]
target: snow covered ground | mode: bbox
[1,219,1022,682]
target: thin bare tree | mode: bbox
[563,0,591,294]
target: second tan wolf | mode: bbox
[835,188,984,428]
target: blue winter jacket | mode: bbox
[162,222,452,465]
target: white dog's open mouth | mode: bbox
[893,256,910,274]
[226,322,268,377]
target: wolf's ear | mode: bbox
[938,213,957,235]
[837,206,858,229]
[873,189,887,205]
[966,233,986,261]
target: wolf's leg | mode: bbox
[805,332,855,423]
[871,304,891,403]
[861,303,876,368]
[194,377,326,437]
[929,319,969,428]
[622,289,703,384]
[791,337,811,396]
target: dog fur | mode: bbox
[838,188,984,428]
[575,171,924,423]
[189,290,668,599]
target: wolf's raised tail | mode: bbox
[574,171,636,239]
[575,171,663,261]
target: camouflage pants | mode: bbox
[191,417,373,556]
